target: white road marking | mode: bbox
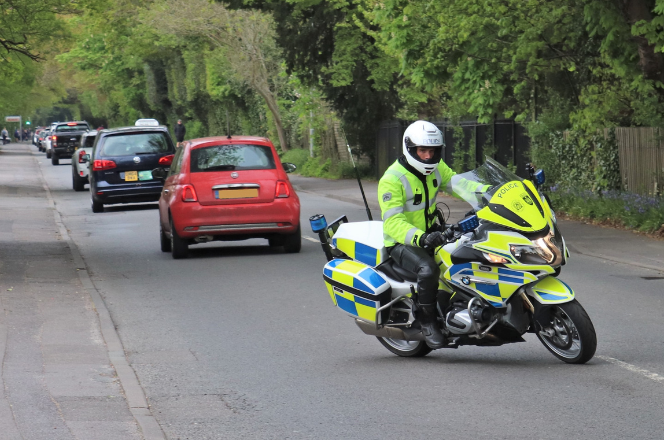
[304,236,319,243]
[598,355,664,384]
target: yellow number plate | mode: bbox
[215,188,259,199]
[125,171,138,182]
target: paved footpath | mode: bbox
[0,143,159,440]
[290,174,664,273]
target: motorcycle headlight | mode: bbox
[483,252,510,264]
[510,244,550,264]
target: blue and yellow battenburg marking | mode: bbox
[332,237,384,267]
[444,263,538,307]
[528,276,575,303]
[323,259,391,324]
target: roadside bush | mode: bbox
[549,186,664,234]
[280,148,310,170]
[337,161,374,180]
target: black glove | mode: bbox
[418,231,446,249]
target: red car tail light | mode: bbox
[181,184,198,202]
[51,135,57,145]
[275,181,290,198]
[78,150,87,163]
[158,154,174,166]
[92,159,116,171]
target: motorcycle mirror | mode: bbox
[534,169,545,186]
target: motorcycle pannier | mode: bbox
[323,258,391,324]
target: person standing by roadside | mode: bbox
[174,119,186,148]
[14,128,20,142]
[1,127,8,145]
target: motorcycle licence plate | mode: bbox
[125,171,138,181]
[214,188,258,199]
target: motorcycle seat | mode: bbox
[375,259,417,283]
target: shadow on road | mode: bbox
[104,203,160,213]
[186,244,283,259]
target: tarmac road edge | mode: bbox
[34,156,167,440]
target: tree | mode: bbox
[143,0,291,150]
[367,0,664,130]
[0,0,72,63]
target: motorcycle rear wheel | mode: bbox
[377,337,432,357]
[536,299,597,364]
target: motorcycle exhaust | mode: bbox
[355,320,425,341]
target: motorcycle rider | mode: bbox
[378,120,484,348]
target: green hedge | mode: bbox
[280,148,373,180]
[529,127,621,192]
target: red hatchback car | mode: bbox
[155,136,301,259]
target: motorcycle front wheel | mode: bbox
[536,299,597,364]
[377,337,432,357]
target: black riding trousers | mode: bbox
[388,244,440,304]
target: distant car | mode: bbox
[38,130,48,152]
[44,122,59,156]
[44,128,55,157]
[89,119,175,213]
[71,130,98,191]
[155,135,301,259]
[50,121,90,165]
[32,128,44,146]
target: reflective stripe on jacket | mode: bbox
[378,158,484,248]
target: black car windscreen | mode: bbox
[190,144,276,172]
[56,124,89,132]
[100,133,171,156]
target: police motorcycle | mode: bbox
[310,157,597,364]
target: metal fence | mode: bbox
[615,127,664,195]
[376,122,664,195]
[375,119,530,178]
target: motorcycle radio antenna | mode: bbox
[340,127,373,221]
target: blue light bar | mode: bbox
[309,214,327,233]
[535,169,546,185]
[459,215,479,233]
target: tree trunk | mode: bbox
[622,0,664,84]
[256,87,289,151]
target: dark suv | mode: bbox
[89,121,175,213]
[51,121,90,165]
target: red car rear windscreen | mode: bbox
[190,144,276,172]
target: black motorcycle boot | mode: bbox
[418,303,446,349]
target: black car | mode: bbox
[89,121,175,213]
[51,121,90,165]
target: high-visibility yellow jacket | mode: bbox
[378,158,482,248]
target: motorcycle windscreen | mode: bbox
[323,259,391,324]
[477,180,548,233]
[448,157,549,233]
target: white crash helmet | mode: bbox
[402,120,444,175]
